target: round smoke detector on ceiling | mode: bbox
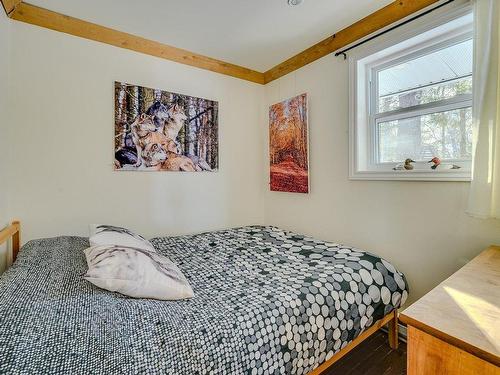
[288,0,303,6]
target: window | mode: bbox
[350,7,473,181]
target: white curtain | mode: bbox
[467,0,500,219]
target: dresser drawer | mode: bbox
[407,326,500,375]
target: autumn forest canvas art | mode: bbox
[114,82,218,172]
[269,94,309,193]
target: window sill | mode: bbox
[349,169,471,182]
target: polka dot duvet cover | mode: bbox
[0,226,408,375]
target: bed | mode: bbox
[0,222,408,375]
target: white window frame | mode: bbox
[349,3,473,181]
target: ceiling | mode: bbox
[28,0,394,72]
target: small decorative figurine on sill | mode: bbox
[428,156,461,170]
[429,156,441,169]
[393,158,415,171]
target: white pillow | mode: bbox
[89,224,155,252]
[83,245,194,300]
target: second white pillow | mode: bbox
[89,224,156,252]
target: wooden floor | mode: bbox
[323,331,407,375]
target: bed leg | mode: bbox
[388,310,399,350]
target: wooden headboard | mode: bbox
[0,221,21,262]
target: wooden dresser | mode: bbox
[400,246,500,375]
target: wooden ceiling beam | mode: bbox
[1,0,22,16]
[3,0,446,85]
[263,0,442,84]
[10,2,266,84]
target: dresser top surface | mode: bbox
[400,246,500,365]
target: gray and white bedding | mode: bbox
[0,226,408,375]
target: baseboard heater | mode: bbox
[382,322,408,343]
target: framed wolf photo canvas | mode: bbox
[114,82,219,172]
[269,93,309,193]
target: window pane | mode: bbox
[377,39,473,113]
[378,107,472,163]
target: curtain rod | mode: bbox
[335,0,456,59]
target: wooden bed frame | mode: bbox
[0,220,399,374]
[0,221,21,263]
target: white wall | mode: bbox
[264,54,500,305]
[6,21,265,242]
[0,14,11,272]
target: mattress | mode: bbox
[0,226,408,375]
